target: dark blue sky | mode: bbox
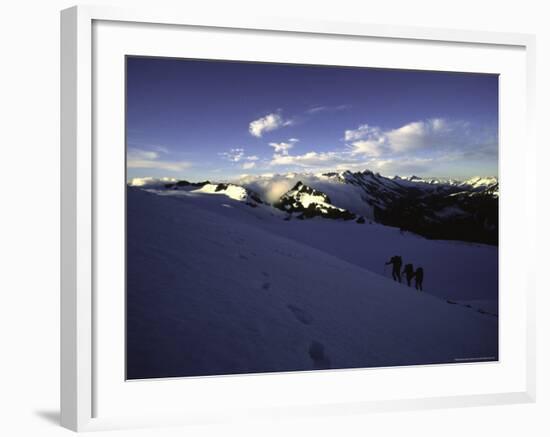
[126,56,498,181]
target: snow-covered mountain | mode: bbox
[129,169,499,245]
[462,176,498,189]
[127,186,498,379]
[274,181,356,220]
[194,183,264,206]
[240,170,498,244]
[392,174,498,190]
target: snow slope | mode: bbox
[145,185,498,302]
[127,187,498,379]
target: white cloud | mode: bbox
[345,125,386,157]
[219,148,245,162]
[370,157,434,175]
[127,148,191,172]
[306,104,351,114]
[306,106,328,114]
[267,138,299,158]
[385,118,451,152]
[249,113,292,137]
[344,124,382,142]
[128,176,178,187]
[219,148,260,164]
[242,161,256,170]
[127,159,191,172]
[348,140,385,157]
[239,177,297,203]
[269,141,295,156]
[152,145,170,154]
[128,149,159,160]
[344,118,487,157]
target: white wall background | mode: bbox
[0,1,547,435]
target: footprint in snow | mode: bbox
[261,282,271,291]
[309,341,331,369]
[287,304,313,325]
[477,308,497,317]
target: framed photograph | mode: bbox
[61,5,536,432]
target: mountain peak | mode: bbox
[195,183,264,205]
[274,182,355,220]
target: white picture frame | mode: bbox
[60,5,536,432]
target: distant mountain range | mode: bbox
[129,169,498,245]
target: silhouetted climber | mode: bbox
[385,255,402,282]
[402,263,415,287]
[415,267,424,291]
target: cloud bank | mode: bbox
[345,118,483,157]
[265,118,496,177]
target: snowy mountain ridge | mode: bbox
[274,181,356,220]
[195,183,264,206]
[392,174,498,189]
[129,169,498,245]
